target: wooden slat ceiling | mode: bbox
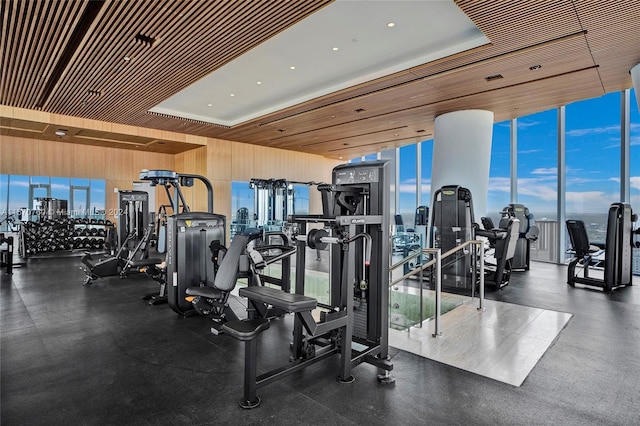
[1,0,639,159]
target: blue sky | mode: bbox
[397,89,640,222]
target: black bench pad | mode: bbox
[239,286,317,313]
[129,258,163,267]
[185,286,223,299]
[222,318,270,341]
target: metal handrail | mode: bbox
[389,240,484,337]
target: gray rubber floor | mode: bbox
[2,256,639,425]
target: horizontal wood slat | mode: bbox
[1,0,638,159]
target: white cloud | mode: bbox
[518,149,542,155]
[565,191,618,212]
[630,176,640,190]
[517,120,542,129]
[531,167,557,175]
[398,178,431,193]
[488,176,510,193]
[566,125,620,137]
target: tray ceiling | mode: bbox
[1,0,639,160]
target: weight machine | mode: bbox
[80,190,156,285]
[221,160,394,408]
[566,203,638,292]
[430,185,475,293]
[139,170,226,315]
[501,204,539,271]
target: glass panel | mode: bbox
[0,175,8,232]
[486,120,511,224]
[231,181,254,239]
[398,144,417,229]
[566,92,620,248]
[517,109,558,263]
[630,88,640,275]
[292,184,309,215]
[420,139,433,208]
[50,177,70,201]
[30,176,50,185]
[363,153,378,161]
[72,188,89,218]
[90,179,106,219]
[8,176,30,221]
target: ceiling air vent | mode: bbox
[485,74,503,82]
[135,33,156,47]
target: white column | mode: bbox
[631,63,640,109]
[431,109,494,222]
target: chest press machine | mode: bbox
[222,160,395,409]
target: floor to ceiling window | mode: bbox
[631,89,640,275]
[631,89,640,209]
[420,140,433,210]
[486,120,512,224]
[517,108,558,262]
[398,144,417,228]
[565,92,621,244]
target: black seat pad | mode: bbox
[129,258,162,267]
[185,286,223,299]
[222,318,270,341]
[239,286,317,313]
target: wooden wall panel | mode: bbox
[206,138,232,181]
[0,135,37,174]
[131,151,174,179]
[231,142,255,182]
[175,147,208,211]
[213,180,231,244]
[103,147,133,181]
[72,143,107,178]
[37,139,74,177]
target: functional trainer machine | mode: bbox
[221,160,394,408]
[139,170,227,315]
[566,203,637,292]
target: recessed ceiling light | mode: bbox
[123,56,131,61]
[256,81,262,85]
[332,47,339,51]
[290,66,296,70]
[55,130,66,137]
[207,103,212,107]
[230,93,235,97]
[387,22,396,28]
[529,64,542,71]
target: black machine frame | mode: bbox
[222,160,395,408]
[567,202,637,292]
[139,169,226,315]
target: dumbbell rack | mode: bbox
[19,218,113,258]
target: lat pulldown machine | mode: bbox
[221,160,394,408]
[139,170,226,315]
